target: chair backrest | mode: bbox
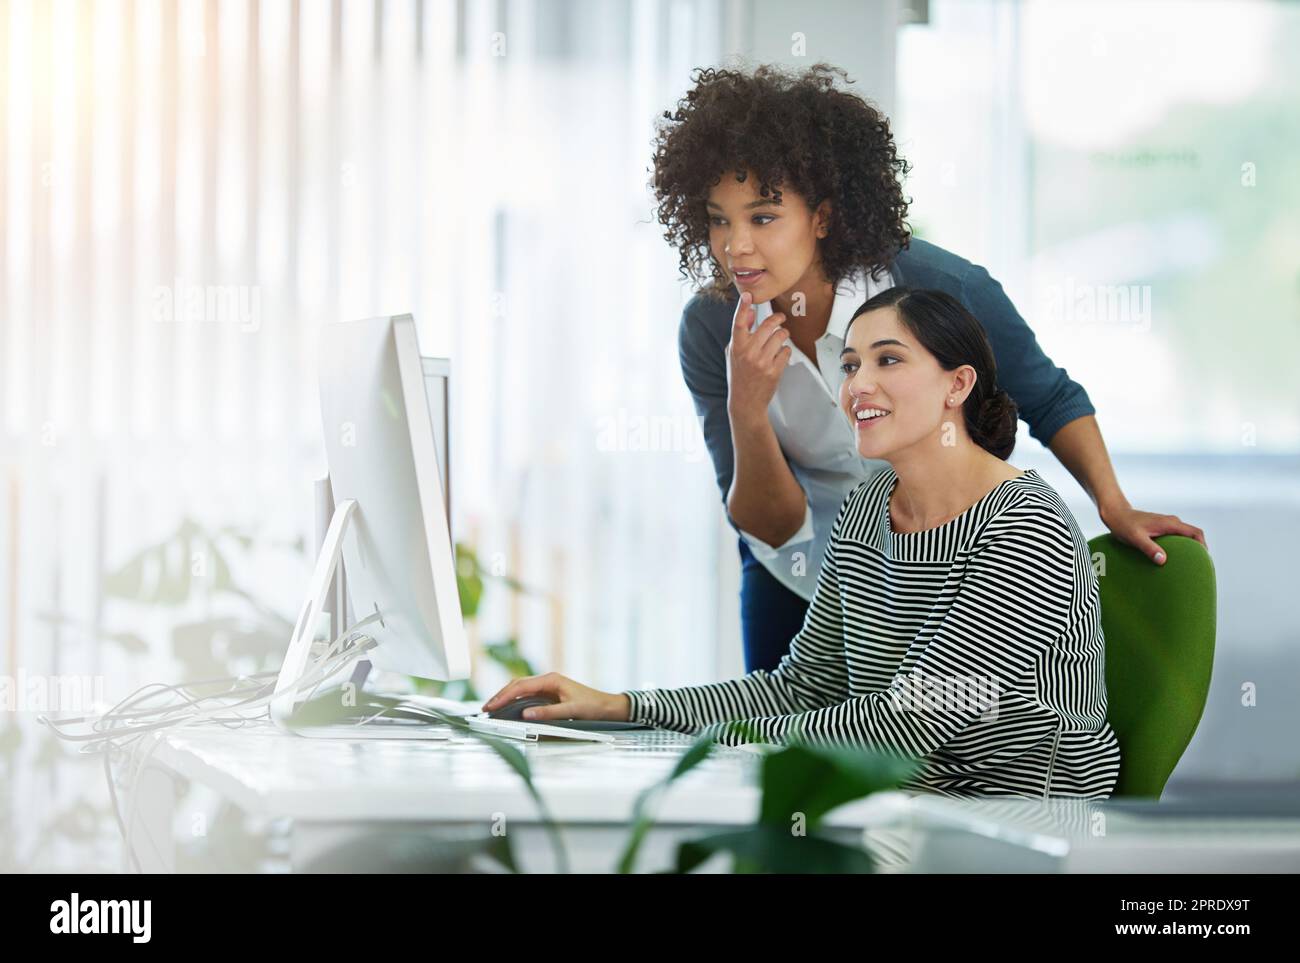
[1087,534,1216,798]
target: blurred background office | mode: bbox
[1,0,1296,871]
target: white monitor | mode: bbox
[271,314,469,729]
[421,355,452,524]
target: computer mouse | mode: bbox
[487,694,561,722]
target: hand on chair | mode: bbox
[1100,502,1206,565]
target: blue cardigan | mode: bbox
[678,237,1095,517]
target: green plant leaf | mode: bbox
[32,615,150,655]
[285,692,441,728]
[441,678,479,701]
[0,725,22,758]
[617,731,717,874]
[455,542,541,597]
[424,706,569,874]
[410,678,479,701]
[413,678,446,697]
[676,825,877,874]
[304,698,570,874]
[490,573,533,594]
[171,616,290,679]
[454,543,484,618]
[480,830,519,873]
[758,742,918,830]
[483,638,536,678]
[216,526,256,551]
[205,536,235,592]
[106,631,150,654]
[44,799,108,842]
[103,518,205,605]
[296,828,518,874]
[636,719,917,873]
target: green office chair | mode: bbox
[1087,533,1216,799]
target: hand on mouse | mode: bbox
[481,672,631,723]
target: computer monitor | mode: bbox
[315,353,452,640]
[271,314,469,729]
[422,355,451,524]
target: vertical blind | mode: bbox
[1,0,739,866]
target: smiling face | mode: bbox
[706,171,830,303]
[838,305,977,461]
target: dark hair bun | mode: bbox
[970,388,1019,460]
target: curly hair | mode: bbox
[651,62,912,300]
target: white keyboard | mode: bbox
[466,715,616,743]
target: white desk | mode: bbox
[890,794,1300,873]
[133,721,803,873]
[133,722,1300,873]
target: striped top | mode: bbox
[624,467,1122,799]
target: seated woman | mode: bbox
[484,286,1122,799]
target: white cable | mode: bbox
[116,626,381,872]
[41,612,383,872]
[42,615,380,747]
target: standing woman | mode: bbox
[651,63,1205,673]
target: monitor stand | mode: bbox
[268,497,453,740]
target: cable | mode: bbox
[117,628,380,870]
[42,617,379,747]
[40,611,384,871]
